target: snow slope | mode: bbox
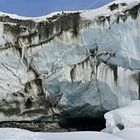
[105,100,140,133]
[116,128,140,140]
[81,0,140,20]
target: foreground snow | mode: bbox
[0,128,125,140]
[1,127,140,140]
[105,100,140,133]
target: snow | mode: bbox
[0,0,139,22]
[1,127,140,140]
[81,0,140,20]
[116,127,140,140]
[0,8,80,22]
[104,100,140,133]
[0,128,125,140]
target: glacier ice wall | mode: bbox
[0,1,139,121]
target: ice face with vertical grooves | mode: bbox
[0,0,138,122]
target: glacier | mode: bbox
[0,0,138,129]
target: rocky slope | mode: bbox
[0,0,139,128]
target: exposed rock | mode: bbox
[0,121,62,132]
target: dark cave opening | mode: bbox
[58,117,106,131]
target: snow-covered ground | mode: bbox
[1,127,140,140]
[0,128,124,140]
[105,100,140,133]
[1,100,140,140]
